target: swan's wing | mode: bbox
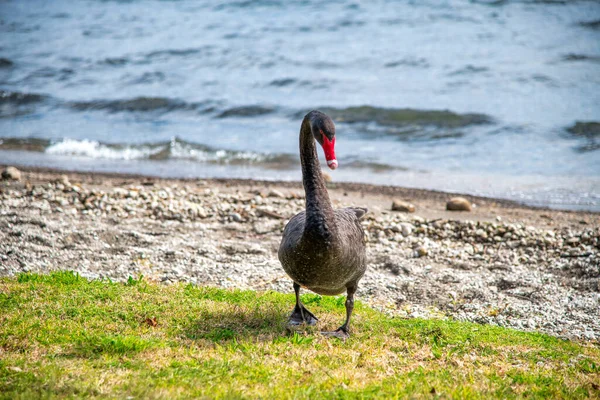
[278,211,306,262]
[336,208,368,236]
[334,207,368,277]
[345,207,368,220]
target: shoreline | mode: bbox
[3,164,599,216]
[1,166,599,341]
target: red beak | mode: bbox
[321,132,338,170]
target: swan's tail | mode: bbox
[347,207,368,220]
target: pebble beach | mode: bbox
[1,167,599,341]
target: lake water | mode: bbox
[1,0,599,210]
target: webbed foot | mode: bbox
[321,327,350,340]
[288,304,318,326]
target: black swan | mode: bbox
[278,110,367,339]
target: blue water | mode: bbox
[1,0,599,210]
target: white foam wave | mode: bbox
[44,138,274,164]
[170,140,265,163]
[46,139,157,160]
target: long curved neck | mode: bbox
[299,117,336,241]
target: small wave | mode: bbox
[99,46,213,68]
[344,160,408,172]
[470,0,508,5]
[145,47,210,60]
[579,19,600,30]
[100,57,129,66]
[270,78,334,89]
[70,97,199,113]
[567,121,600,138]
[126,72,166,85]
[447,65,490,76]
[217,105,276,118]
[0,137,51,152]
[269,78,297,87]
[562,53,600,63]
[566,121,600,153]
[384,57,429,69]
[0,58,14,68]
[0,90,47,119]
[336,19,366,28]
[0,90,45,105]
[573,143,600,152]
[315,106,492,128]
[62,95,273,118]
[24,67,75,82]
[213,1,277,11]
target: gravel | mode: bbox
[1,171,598,341]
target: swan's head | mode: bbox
[309,110,338,170]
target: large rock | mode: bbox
[2,166,21,181]
[391,200,415,213]
[446,197,472,211]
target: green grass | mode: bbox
[0,271,598,399]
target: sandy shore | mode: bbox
[1,166,599,340]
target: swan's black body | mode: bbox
[278,110,367,338]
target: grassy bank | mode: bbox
[0,272,598,399]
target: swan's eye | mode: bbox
[319,129,334,141]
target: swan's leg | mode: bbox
[339,285,356,333]
[288,282,318,326]
[322,285,356,339]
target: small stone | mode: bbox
[581,233,590,241]
[391,200,415,213]
[399,222,413,237]
[268,189,285,198]
[247,244,266,254]
[566,237,580,245]
[59,174,70,186]
[414,245,428,257]
[197,207,208,218]
[475,229,488,239]
[2,166,21,181]
[230,212,243,222]
[446,197,471,211]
